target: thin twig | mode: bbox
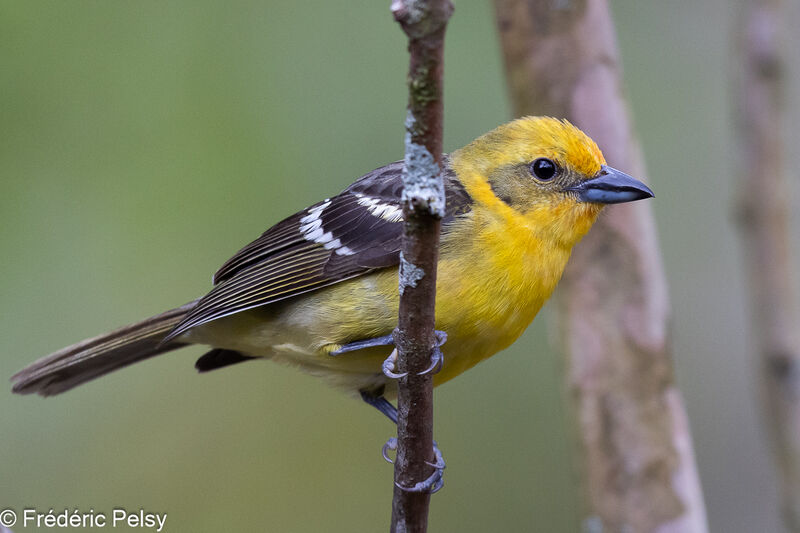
[390,0,453,531]
[492,0,708,531]
[735,0,800,529]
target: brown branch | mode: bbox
[735,0,800,529]
[390,0,453,531]
[492,0,708,531]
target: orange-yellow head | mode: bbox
[450,116,653,247]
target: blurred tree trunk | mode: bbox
[492,1,708,532]
[735,0,800,530]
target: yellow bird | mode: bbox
[11,117,652,422]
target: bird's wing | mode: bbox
[164,159,472,341]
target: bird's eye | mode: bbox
[530,158,557,181]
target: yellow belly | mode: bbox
[184,215,574,398]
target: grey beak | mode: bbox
[575,165,654,204]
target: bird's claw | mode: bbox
[425,441,446,470]
[383,330,447,378]
[382,437,398,463]
[381,437,445,493]
[382,349,408,379]
[394,441,446,494]
[433,330,448,347]
[417,330,447,376]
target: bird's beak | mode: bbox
[575,165,654,204]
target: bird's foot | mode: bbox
[418,330,446,376]
[382,437,446,494]
[382,348,408,379]
[381,330,447,378]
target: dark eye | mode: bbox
[530,158,557,181]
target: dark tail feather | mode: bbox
[11,301,197,397]
[195,348,256,373]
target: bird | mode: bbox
[11,116,653,423]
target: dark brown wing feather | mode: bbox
[164,159,472,341]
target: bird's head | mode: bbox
[450,116,653,246]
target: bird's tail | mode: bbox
[11,301,196,397]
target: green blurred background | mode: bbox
[1,1,799,531]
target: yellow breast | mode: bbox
[430,208,574,384]
[186,193,595,395]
